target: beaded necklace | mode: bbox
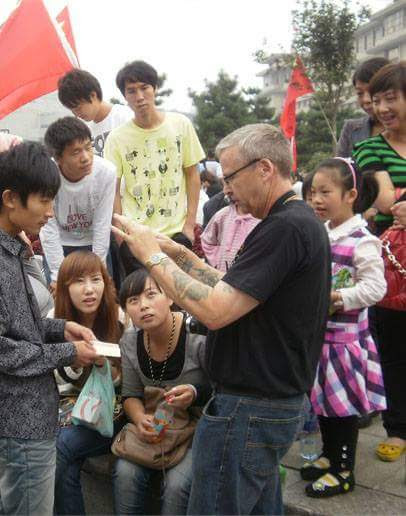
[145,312,176,385]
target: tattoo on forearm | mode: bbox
[184,282,210,301]
[173,270,192,295]
[180,258,194,274]
[194,268,221,287]
[172,270,210,301]
[154,256,215,305]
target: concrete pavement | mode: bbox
[282,415,406,515]
[81,415,406,515]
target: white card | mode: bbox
[92,340,121,358]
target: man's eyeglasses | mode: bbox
[222,159,260,185]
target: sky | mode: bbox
[0,0,394,112]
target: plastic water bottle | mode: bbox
[300,417,320,462]
[152,401,174,442]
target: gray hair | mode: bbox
[215,123,292,178]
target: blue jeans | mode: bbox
[113,448,193,515]
[0,437,56,516]
[54,422,122,515]
[187,393,304,515]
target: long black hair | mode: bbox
[314,158,378,214]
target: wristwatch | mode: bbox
[146,252,169,269]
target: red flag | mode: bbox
[57,5,79,63]
[0,0,77,120]
[280,57,314,171]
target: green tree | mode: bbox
[190,71,276,152]
[156,73,173,106]
[109,97,123,105]
[296,102,362,173]
[292,0,370,151]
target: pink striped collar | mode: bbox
[326,214,367,242]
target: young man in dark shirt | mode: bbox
[113,123,331,515]
[0,142,98,516]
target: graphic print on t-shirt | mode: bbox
[60,197,93,239]
[123,135,183,222]
[93,130,110,157]
[104,112,206,235]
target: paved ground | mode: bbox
[81,415,406,515]
[282,415,406,515]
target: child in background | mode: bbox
[302,158,387,498]
[201,199,260,272]
[201,176,260,271]
[302,172,314,207]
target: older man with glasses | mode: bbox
[112,123,331,515]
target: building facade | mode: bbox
[259,0,405,115]
[257,53,293,114]
[355,0,406,61]
[0,92,69,142]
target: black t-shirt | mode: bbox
[206,191,331,398]
[137,322,186,381]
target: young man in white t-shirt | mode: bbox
[57,69,133,157]
[40,117,116,291]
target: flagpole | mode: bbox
[313,96,337,148]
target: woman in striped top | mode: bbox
[353,63,406,235]
[353,62,406,463]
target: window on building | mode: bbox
[367,31,373,49]
[388,46,400,60]
[384,10,403,35]
[375,25,384,42]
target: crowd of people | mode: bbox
[0,56,405,516]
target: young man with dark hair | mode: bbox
[0,142,98,515]
[58,69,132,156]
[105,60,205,273]
[40,117,116,289]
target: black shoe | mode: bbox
[305,471,355,498]
[300,463,330,481]
[357,414,372,429]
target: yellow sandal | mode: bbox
[376,441,406,462]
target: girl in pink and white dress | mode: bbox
[302,158,387,498]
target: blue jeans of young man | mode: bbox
[0,437,56,516]
[54,421,123,515]
[187,393,304,516]
[113,448,193,515]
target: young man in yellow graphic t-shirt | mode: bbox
[105,61,205,274]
